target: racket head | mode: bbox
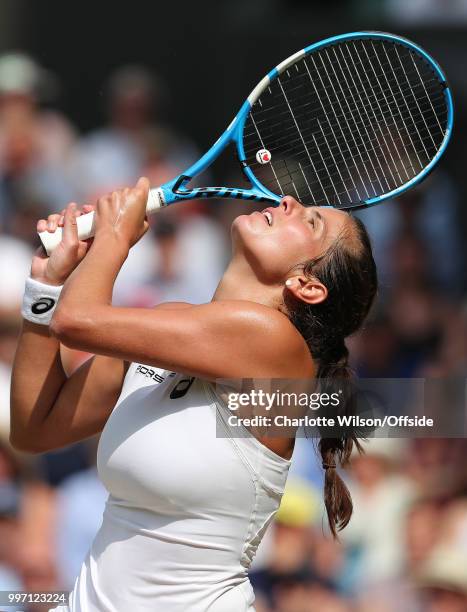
[236,31,454,210]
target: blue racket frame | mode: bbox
[154,31,453,210]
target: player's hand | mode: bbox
[31,202,95,286]
[93,177,150,249]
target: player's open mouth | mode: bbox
[262,210,273,226]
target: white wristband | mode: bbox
[21,277,63,326]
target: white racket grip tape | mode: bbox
[147,187,166,213]
[38,188,166,255]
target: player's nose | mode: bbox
[280,195,303,216]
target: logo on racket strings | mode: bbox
[256,149,271,164]
[31,298,56,315]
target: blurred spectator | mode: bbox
[405,439,467,499]
[389,231,431,289]
[422,305,467,377]
[0,52,76,231]
[0,231,33,317]
[405,499,444,576]
[440,499,467,551]
[387,283,444,377]
[0,442,24,610]
[251,477,327,608]
[415,545,467,612]
[287,436,324,491]
[69,65,227,307]
[357,174,464,297]
[55,440,107,590]
[387,0,467,25]
[274,578,351,612]
[352,282,451,378]
[70,65,196,202]
[341,439,416,587]
[16,480,58,607]
[350,314,400,377]
[0,318,21,436]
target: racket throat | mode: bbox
[172,174,195,195]
[172,175,226,198]
[171,175,274,201]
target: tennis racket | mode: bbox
[39,31,453,254]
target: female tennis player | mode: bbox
[11,177,377,611]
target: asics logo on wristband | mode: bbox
[31,298,56,314]
[22,278,62,326]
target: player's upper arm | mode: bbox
[36,354,128,452]
[51,300,314,381]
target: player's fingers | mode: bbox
[111,190,121,210]
[96,192,113,211]
[45,213,63,232]
[135,176,150,197]
[62,203,79,247]
[136,176,150,189]
[58,208,82,227]
[76,239,91,260]
[37,219,48,232]
[56,207,68,227]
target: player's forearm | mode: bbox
[55,235,128,313]
[10,321,67,450]
[49,236,128,348]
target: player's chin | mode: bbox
[230,214,251,237]
[230,214,260,252]
[231,212,267,236]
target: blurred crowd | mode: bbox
[0,51,466,612]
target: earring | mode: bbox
[285,279,293,287]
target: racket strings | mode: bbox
[248,118,443,188]
[246,85,446,145]
[246,112,444,170]
[248,63,444,126]
[243,37,448,207]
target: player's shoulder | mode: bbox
[202,299,293,327]
[203,300,315,372]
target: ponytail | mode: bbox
[285,215,377,537]
[317,340,363,537]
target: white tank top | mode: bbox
[53,362,291,612]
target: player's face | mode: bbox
[231,197,351,283]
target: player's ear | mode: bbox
[285,275,328,305]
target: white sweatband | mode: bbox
[21,277,63,326]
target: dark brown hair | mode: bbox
[285,215,377,536]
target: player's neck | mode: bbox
[212,257,282,310]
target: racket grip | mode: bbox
[38,188,165,255]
